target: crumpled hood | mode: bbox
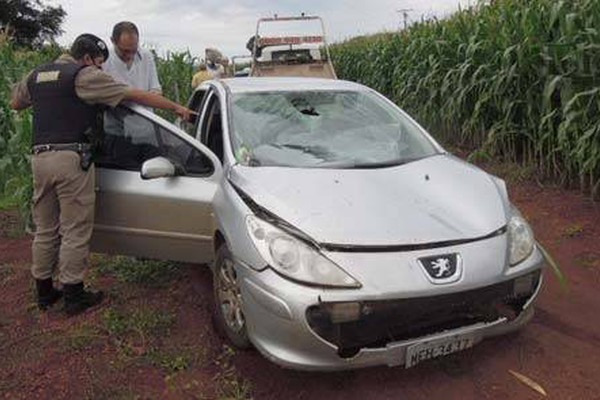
[229,155,509,246]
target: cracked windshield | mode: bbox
[231,90,439,168]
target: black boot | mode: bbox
[36,278,63,310]
[63,282,104,316]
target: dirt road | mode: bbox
[1,177,599,399]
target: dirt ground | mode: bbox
[1,170,600,400]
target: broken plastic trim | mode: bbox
[319,226,508,253]
[230,180,508,253]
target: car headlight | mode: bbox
[245,215,361,288]
[508,213,535,266]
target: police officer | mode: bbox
[10,33,194,316]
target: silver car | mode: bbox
[91,78,545,371]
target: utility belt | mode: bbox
[32,142,93,171]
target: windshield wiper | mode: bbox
[280,144,335,161]
[345,155,434,169]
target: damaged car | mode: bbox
[91,77,545,370]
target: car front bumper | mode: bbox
[236,243,545,371]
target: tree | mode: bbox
[0,0,66,48]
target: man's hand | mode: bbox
[124,89,198,121]
[174,105,198,122]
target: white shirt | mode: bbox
[103,47,161,92]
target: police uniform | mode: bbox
[12,53,128,312]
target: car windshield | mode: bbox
[230,90,440,168]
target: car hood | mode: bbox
[228,154,509,246]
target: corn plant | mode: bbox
[0,36,198,223]
[0,34,60,222]
[332,0,600,198]
[154,50,197,116]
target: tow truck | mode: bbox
[248,14,337,79]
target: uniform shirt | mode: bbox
[11,54,129,108]
[103,47,161,93]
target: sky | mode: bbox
[47,0,473,59]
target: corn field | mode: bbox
[0,34,60,218]
[154,50,197,107]
[0,37,196,221]
[331,0,600,197]
[2,0,600,223]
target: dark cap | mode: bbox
[70,33,109,61]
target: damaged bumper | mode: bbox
[236,241,545,371]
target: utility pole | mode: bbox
[396,8,413,30]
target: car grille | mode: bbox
[306,270,541,358]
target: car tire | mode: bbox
[212,243,252,349]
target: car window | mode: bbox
[230,90,440,168]
[200,94,224,162]
[183,89,208,136]
[96,107,214,176]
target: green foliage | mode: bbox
[0,0,66,48]
[0,37,197,222]
[538,243,568,292]
[0,35,61,224]
[214,345,253,400]
[563,223,584,237]
[103,308,175,338]
[154,50,197,121]
[331,0,600,198]
[98,256,181,286]
[64,324,103,351]
[146,348,192,373]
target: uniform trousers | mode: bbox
[30,150,95,284]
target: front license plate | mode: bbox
[405,335,474,368]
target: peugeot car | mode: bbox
[91,78,545,370]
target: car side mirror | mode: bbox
[141,157,176,180]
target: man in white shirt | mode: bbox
[103,21,161,143]
[103,21,161,93]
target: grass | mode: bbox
[481,161,538,185]
[146,348,192,373]
[102,306,176,358]
[575,252,600,270]
[103,307,175,339]
[96,255,181,287]
[563,223,584,238]
[214,345,253,400]
[0,196,17,211]
[63,324,105,351]
[0,264,15,286]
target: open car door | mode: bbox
[90,105,222,264]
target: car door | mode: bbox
[90,104,222,264]
[179,86,209,136]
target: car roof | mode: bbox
[219,77,368,94]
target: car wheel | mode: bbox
[212,244,252,349]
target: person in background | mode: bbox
[191,48,228,88]
[103,21,161,93]
[191,62,211,89]
[10,33,194,316]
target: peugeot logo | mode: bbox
[418,253,462,284]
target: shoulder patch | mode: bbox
[36,70,60,83]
